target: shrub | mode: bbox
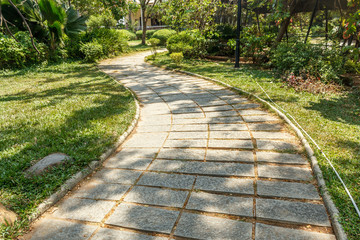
[170,52,184,65]
[118,29,136,40]
[0,32,47,69]
[148,38,161,59]
[80,41,103,62]
[136,29,157,40]
[87,13,117,31]
[88,28,128,56]
[152,29,176,45]
[270,41,344,83]
[167,31,206,58]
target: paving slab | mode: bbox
[106,203,179,234]
[256,199,331,227]
[248,123,284,131]
[123,133,167,148]
[195,176,254,194]
[72,180,130,200]
[164,139,207,148]
[124,186,188,207]
[91,228,168,240]
[157,148,205,160]
[255,223,336,240]
[104,158,152,170]
[113,148,158,160]
[252,131,295,140]
[209,123,248,131]
[257,180,320,200]
[137,172,196,189]
[208,139,254,149]
[93,168,142,184]
[52,198,115,222]
[29,219,97,240]
[206,149,254,162]
[243,115,279,122]
[210,131,251,139]
[149,160,254,177]
[256,152,307,165]
[257,140,298,151]
[174,213,252,240]
[258,165,313,181]
[168,131,208,139]
[186,192,253,216]
[172,124,208,132]
[233,103,261,109]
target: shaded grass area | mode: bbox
[127,41,152,52]
[0,61,136,239]
[150,53,360,240]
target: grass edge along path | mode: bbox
[149,52,360,240]
[0,60,136,239]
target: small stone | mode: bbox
[26,153,72,176]
[174,213,252,240]
[105,203,179,234]
[0,203,17,225]
[255,223,336,240]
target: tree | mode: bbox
[1,0,87,51]
[162,0,221,33]
[139,0,159,45]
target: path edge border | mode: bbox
[151,65,347,240]
[27,74,141,224]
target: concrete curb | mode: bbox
[149,63,347,240]
[28,74,141,223]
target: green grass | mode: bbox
[127,40,152,52]
[0,61,136,239]
[150,53,360,240]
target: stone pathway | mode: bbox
[26,52,336,240]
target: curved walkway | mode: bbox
[27,52,336,240]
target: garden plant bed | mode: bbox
[0,61,136,239]
[149,52,360,240]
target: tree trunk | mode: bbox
[274,0,297,45]
[141,7,146,45]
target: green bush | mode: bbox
[80,41,103,62]
[152,29,176,45]
[167,31,206,58]
[136,29,157,40]
[88,28,128,56]
[170,52,184,65]
[270,41,344,83]
[0,32,47,69]
[87,13,117,31]
[118,29,136,40]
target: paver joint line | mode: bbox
[26,51,338,240]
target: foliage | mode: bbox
[167,31,207,58]
[80,41,103,62]
[170,52,184,65]
[1,0,87,51]
[86,12,117,31]
[118,29,136,40]
[162,0,221,33]
[136,29,157,40]
[269,41,344,83]
[152,29,176,45]
[87,28,128,56]
[0,32,47,69]
[148,37,160,59]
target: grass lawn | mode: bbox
[150,52,360,240]
[0,61,136,239]
[127,40,152,52]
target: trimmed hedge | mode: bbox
[152,29,176,45]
